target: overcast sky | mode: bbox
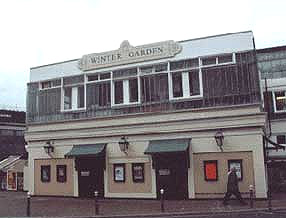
[0,0,285,111]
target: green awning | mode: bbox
[144,139,190,154]
[65,144,106,157]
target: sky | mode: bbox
[0,0,285,111]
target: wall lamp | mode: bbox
[118,136,129,154]
[44,140,54,155]
[214,130,224,151]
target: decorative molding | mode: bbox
[78,40,182,71]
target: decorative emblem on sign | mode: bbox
[78,40,182,71]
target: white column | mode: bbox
[182,72,190,98]
[72,87,78,109]
[123,80,129,104]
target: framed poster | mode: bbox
[41,165,51,182]
[57,165,67,183]
[132,163,144,183]
[204,160,218,181]
[7,171,17,190]
[114,164,125,182]
[228,159,243,181]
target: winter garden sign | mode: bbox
[78,40,182,71]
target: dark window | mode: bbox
[189,70,200,96]
[141,74,169,103]
[170,59,199,70]
[100,73,111,80]
[172,72,183,97]
[202,57,216,66]
[15,130,24,136]
[132,163,144,183]
[41,81,51,89]
[86,82,111,107]
[204,160,218,181]
[129,78,138,103]
[114,80,124,104]
[0,129,15,136]
[64,87,72,110]
[114,164,125,182]
[277,135,286,144]
[41,165,51,183]
[57,165,67,183]
[218,54,233,64]
[78,86,85,108]
[88,74,98,81]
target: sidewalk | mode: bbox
[1,191,286,217]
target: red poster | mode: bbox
[205,162,217,180]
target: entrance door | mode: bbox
[77,157,104,198]
[155,153,189,199]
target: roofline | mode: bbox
[30,30,253,70]
[257,45,286,53]
[178,30,253,43]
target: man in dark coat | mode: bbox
[223,167,247,205]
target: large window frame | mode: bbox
[41,165,51,183]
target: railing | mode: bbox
[27,92,261,124]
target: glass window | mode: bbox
[172,72,183,98]
[277,135,286,144]
[0,129,15,136]
[41,165,51,183]
[88,74,98,81]
[64,87,72,110]
[129,78,138,103]
[41,81,52,89]
[15,130,24,136]
[202,57,216,66]
[274,91,286,111]
[57,165,67,183]
[100,73,111,80]
[189,70,200,96]
[114,80,124,104]
[63,86,85,110]
[218,54,233,64]
[141,74,169,103]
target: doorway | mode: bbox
[76,157,105,198]
[154,153,189,200]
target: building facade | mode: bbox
[25,31,267,199]
[257,46,286,193]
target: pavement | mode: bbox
[1,191,286,217]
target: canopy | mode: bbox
[65,144,106,157]
[144,139,190,154]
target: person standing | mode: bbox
[223,167,247,205]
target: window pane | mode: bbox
[172,72,183,98]
[115,80,123,104]
[100,73,111,80]
[88,74,98,81]
[155,63,168,72]
[218,54,233,64]
[41,81,51,89]
[189,70,200,96]
[129,78,138,103]
[202,57,216,66]
[141,74,168,103]
[99,82,111,106]
[277,135,286,144]
[57,165,67,183]
[64,87,72,109]
[41,165,51,182]
[170,59,199,70]
[275,91,286,111]
[77,86,85,108]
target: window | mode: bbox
[114,164,125,182]
[218,54,233,64]
[274,91,286,111]
[132,163,144,183]
[41,165,51,182]
[63,85,85,110]
[201,54,233,66]
[0,129,14,136]
[277,135,286,144]
[141,73,169,103]
[15,130,24,136]
[228,159,243,181]
[40,79,61,90]
[202,57,216,66]
[57,165,67,183]
[114,78,138,105]
[171,70,200,99]
[204,160,218,181]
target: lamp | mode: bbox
[214,130,224,151]
[44,140,54,155]
[118,136,129,154]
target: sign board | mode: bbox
[78,40,182,71]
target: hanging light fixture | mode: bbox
[118,136,129,154]
[44,140,54,155]
[214,131,224,151]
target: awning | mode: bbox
[144,139,190,154]
[65,144,106,157]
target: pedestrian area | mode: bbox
[1,191,286,217]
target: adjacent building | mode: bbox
[25,31,267,199]
[257,45,286,193]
